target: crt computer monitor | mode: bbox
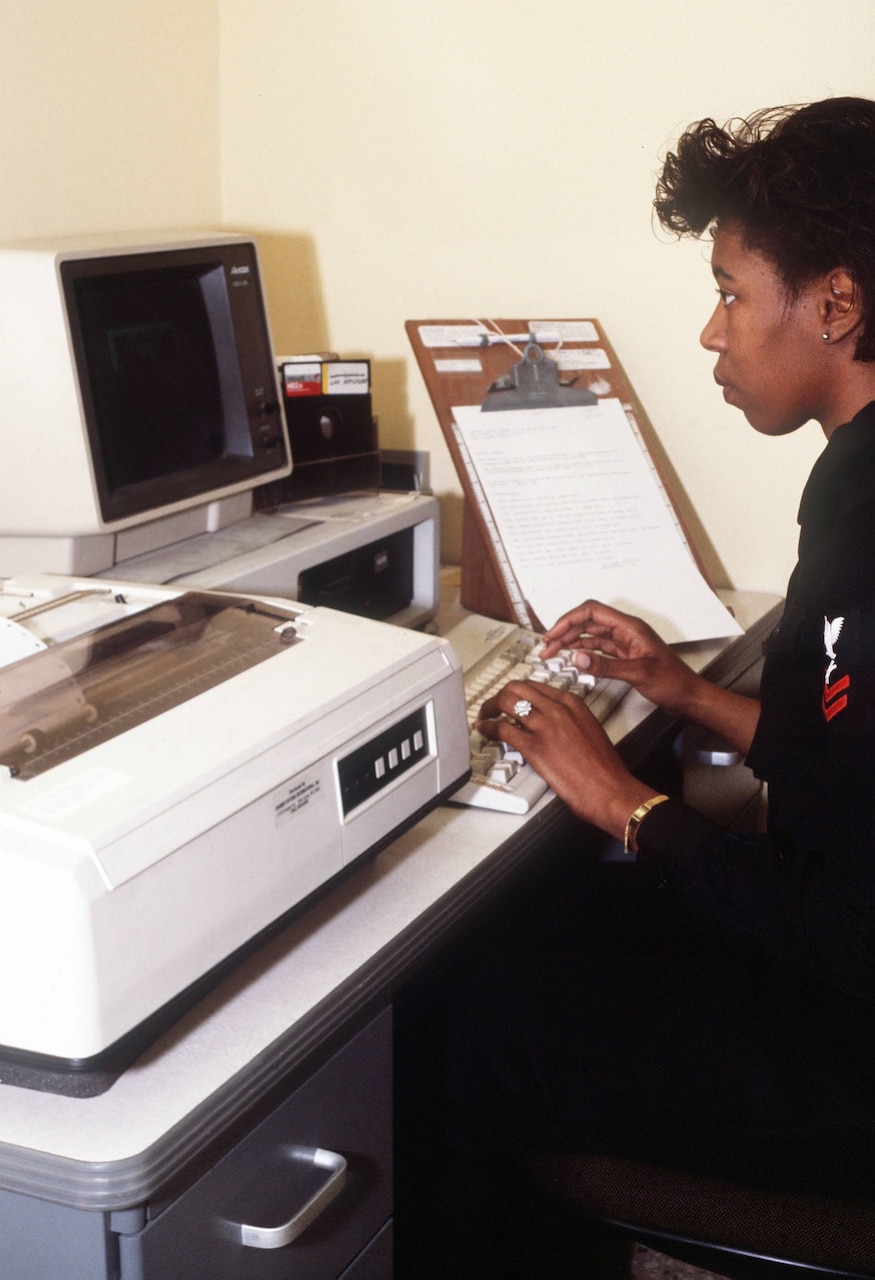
[0,232,291,576]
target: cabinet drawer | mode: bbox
[339,1220,393,1278]
[120,1008,392,1280]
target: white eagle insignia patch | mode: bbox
[822,615,849,722]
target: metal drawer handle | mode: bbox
[235,1146,348,1249]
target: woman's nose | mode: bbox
[700,301,726,352]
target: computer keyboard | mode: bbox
[443,613,630,813]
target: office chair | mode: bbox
[531,1150,875,1279]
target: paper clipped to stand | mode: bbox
[451,399,741,645]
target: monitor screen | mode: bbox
[75,268,228,489]
[61,239,288,526]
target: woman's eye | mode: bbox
[718,288,737,306]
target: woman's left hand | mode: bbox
[477,679,658,839]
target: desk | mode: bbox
[0,580,781,1279]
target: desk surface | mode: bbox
[0,579,782,1211]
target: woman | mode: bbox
[484,98,875,1004]
[396,98,875,1278]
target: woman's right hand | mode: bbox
[540,599,761,753]
[539,599,704,718]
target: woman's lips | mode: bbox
[715,375,735,404]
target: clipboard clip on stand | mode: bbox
[481,343,598,412]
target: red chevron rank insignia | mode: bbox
[822,673,850,722]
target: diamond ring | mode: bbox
[513,698,534,719]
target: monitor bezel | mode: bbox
[59,240,288,527]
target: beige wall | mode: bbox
[2,2,874,598]
[219,0,875,596]
[0,0,219,239]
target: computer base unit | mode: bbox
[101,490,439,629]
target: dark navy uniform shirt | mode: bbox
[638,401,875,1011]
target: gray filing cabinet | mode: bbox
[0,1009,392,1280]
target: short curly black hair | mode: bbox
[654,97,875,360]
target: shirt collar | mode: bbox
[797,401,875,551]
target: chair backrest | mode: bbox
[532,1152,875,1280]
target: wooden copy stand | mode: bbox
[406,318,707,626]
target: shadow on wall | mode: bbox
[247,231,330,356]
[233,228,467,563]
[239,233,420,457]
[369,355,465,564]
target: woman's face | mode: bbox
[700,222,829,436]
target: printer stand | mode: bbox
[1,1010,392,1280]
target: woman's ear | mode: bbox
[821,268,863,343]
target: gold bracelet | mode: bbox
[623,794,670,855]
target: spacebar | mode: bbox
[448,766,548,814]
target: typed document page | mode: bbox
[451,400,741,644]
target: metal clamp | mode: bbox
[482,343,598,411]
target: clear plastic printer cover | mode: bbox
[0,592,300,780]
